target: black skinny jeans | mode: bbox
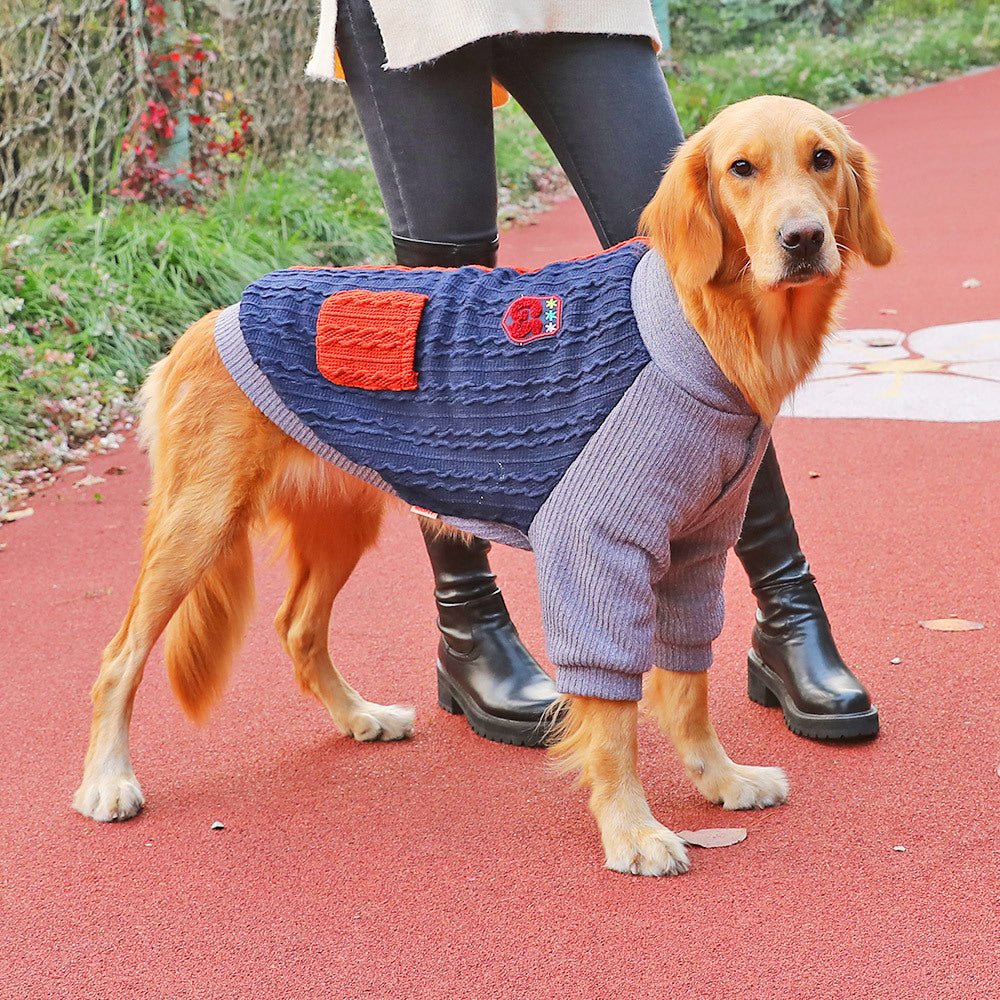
[333,0,800,579]
[334,0,685,252]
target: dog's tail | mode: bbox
[163,530,256,723]
[138,309,260,722]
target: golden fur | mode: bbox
[640,95,893,422]
[74,97,893,875]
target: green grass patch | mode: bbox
[667,2,1000,129]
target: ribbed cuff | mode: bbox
[555,665,644,702]
[651,641,713,674]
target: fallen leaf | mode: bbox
[962,278,982,289]
[919,618,984,632]
[890,657,902,664]
[211,821,225,831]
[678,828,747,849]
[878,307,899,315]
[0,507,33,522]
[103,465,128,476]
[72,474,105,489]
[808,470,821,479]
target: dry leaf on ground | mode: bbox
[0,507,34,523]
[677,828,748,849]
[72,475,105,489]
[919,618,984,632]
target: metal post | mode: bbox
[160,0,192,182]
[651,0,671,51]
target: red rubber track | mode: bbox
[2,71,999,1000]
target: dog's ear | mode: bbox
[841,137,895,268]
[639,133,723,289]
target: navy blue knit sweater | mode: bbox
[236,241,650,532]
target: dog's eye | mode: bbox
[812,149,835,172]
[730,159,755,178]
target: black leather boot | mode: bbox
[393,233,500,268]
[422,522,559,747]
[735,442,879,740]
[398,234,558,747]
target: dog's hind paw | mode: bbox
[603,824,691,877]
[73,772,145,822]
[346,702,415,742]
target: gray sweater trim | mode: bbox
[631,249,753,415]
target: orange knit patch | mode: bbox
[315,289,425,391]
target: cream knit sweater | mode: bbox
[306,0,661,78]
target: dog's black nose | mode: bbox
[779,221,825,258]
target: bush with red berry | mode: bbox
[114,1,253,207]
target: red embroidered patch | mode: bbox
[501,295,562,344]
[316,289,425,391]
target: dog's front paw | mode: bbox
[346,702,415,742]
[603,823,691,877]
[73,772,145,822]
[699,763,789,811]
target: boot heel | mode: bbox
[747,653,781,708]
[436,668,464,716]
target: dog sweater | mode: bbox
[216,244,769,700]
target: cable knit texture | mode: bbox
[218,246,770,699]
[236,241,651,532]
[315,288,424,391]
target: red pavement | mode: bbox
[2,70,1000,1000]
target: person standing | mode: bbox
[306,0,879,746]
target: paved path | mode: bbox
[2,69,999,1000]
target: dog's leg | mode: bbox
[642,668,788,809]
[75,315,278,821]
[272,467,414,742]
[551,695,690,876]
[74,498,253,822]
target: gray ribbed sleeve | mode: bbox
[528,250,768,701]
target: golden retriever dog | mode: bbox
[74,96,893,876]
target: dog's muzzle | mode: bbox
[776,218,833,284]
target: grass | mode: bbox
[0,147,398,508]
[666,1,1000,130]
[2,0,999,512]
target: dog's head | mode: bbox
[640,95,895,294]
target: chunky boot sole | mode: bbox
[747,650,880,740]
[436,665,556,748]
